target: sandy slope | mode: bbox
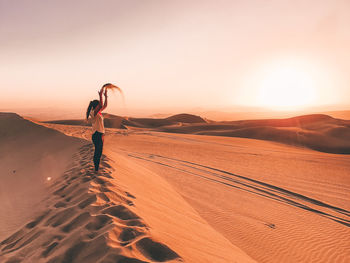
[0,113,85,240]
[50,123,350,262]
[39,122,350,262]
[0,113,255,263]
[104,131,350,263]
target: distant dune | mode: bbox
[183,109,350,122]
[159,114,350,154]
[321,110,350,120]
[124,113,206,128]
[165,113,206,123]
[44,119,89,126]
[44,113,206,129]
[43,113,350,154]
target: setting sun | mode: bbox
[257,63,317,109]
[235,56,340,111]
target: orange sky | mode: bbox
[1,0,349,115]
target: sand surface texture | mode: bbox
[1,113,254,263]
[0,113,84,240]
[40,115,350,263]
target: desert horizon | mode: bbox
[1,105,350,121]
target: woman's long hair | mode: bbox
[86,100,99,120]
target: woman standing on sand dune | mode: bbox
[86,84,109,172]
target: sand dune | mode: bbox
[165,113,206,123]
[322,110,350,120]
[1,145,182,262]
[44,113,350,154]
[122,113,206,129]
[0,113,255,263]
[158,114,350,154]
[14,112,349,262]
[104,131,350,263]
[44,113,206,130]
[36,121,350,263]
[0,113,85,239]
[44,119,89,127]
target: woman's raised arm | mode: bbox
[93,87,104,116]
[101,88,108,111]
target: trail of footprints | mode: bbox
[0,144,181,263]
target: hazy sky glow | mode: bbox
[1,0,349,115]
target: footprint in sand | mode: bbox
[60,212,91,233]
[136,237,181,262]
[118,227,145,245]
[0,144,181,263]
[25,210,52,229]
[77,195,97,209]
[85,215,113,231]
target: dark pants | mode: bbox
[92,131,104,171]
